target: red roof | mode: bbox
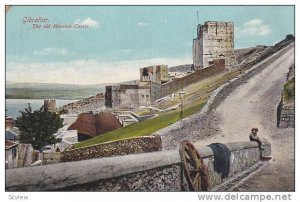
[68,112,122,137]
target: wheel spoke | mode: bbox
[186,155,196,167]
[189,168,198,173]
[191,149,199,168]
[193,173,200,185]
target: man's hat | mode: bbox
[251,127,258,132]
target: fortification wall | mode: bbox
[61,135,162,162]
[59,93,105,114]
[151,59,225,101]
[5,140,271,191]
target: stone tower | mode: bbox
[193,21,236,70]
[44,99,56,113]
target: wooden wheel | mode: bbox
[179,140,202,191]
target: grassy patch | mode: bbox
[73,99,206,149]
[135,109,153,116]
[283,77,295,102]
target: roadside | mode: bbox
[195,47,295,191]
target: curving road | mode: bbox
[196,45,295,191]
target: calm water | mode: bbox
[6,99,78,119]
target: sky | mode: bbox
[6,6,294,85]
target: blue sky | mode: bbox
[6,6,294,85]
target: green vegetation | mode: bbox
[15,104,63,151]
[73,99,206,149]
[283,78,295,102]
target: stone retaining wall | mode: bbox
[277,63,295,128]
[61,135,162,162]
[277,64,295,128]
[277,104,295,128]
[5,140,271,191]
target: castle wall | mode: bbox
[151,59,225,101]
[105,84,151,109]
[119,88,139,109]
[138,88,151,107]
[60,94,105,114]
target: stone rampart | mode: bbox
[151,59,225,101]
[5,140,271,191]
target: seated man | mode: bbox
[249,128,264,150]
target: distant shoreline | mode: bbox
[6,95,84,100]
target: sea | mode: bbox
[5,99,78,119]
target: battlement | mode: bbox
[140,65,169,84]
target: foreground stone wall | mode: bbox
[5,140,271,191]
[61,135,162,162]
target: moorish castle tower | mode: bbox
[193,21,236,70]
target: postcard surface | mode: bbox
[4,4,295,197]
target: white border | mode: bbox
[1,1,298,202]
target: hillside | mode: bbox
[5,82,111,99]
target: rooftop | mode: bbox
[68,112,122,138]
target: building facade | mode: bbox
[105,83,151,109]
[193,21,235,70]
[105,65,168,109]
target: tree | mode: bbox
[15,103,63,151]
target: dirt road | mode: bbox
[195,46,295,191]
